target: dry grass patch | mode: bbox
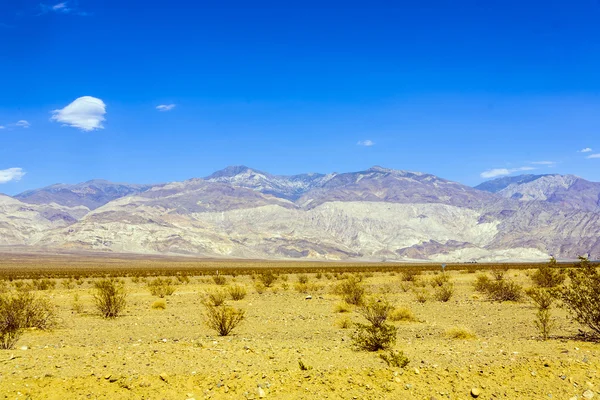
[389,306,416,322]
[335,316,352,329]
[446,326,477,340]
[151,299,166,310]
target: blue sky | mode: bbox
[1,0,599,194]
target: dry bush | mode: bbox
[297,274,309,284]
[413,288,429,303]
[93,279,127,318]
[176,275,190,284]
[473,274,491,293]
[334,302,351,313]
[204,304,245,336]
[32,279,56,291]
[62,279,75,290]
[446,327,477,340]
[204,290,227,306]
[336,316,352,329]
[333,276,366,305]
[351,298,397,351]
[254,282,265,294]
[0,291,57,349]
[258,271,277,288]
[315,272,323,280]
[0,295,23,349]
[557,256,600,337]
[491,268,508,281]
[212,275,227,286]
[526,288,555,340]
[151,299,166,310]
[379,349,410,368]
[430,273,450,287]
[474,273,522,302]
[400,270,420,282]
[389,307,416,322]
[227,285,247,301]
[71,293,84,314]
[147,277,176,298]
[531,257,565,288]
[434,283,454,302]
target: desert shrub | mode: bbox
[400,282,410,293]
[297,274,309,284]
[204,304,245,336]
[434,283,454,302]
[334,277,366,305]
[334,302,351,313]
[474,273,522,302]
[32,279,56,291]
[0,295,23,349]
[351,298,397,351]
[491,268,508,281]
[278,274,288,282]
[336,316,352,329]
[227,285,247,301]
[176,275,190,284]
[147,278,176,298]
[413,288,429,303]
[14,291,56,330]
[315,272,323,280]
[526,288,555,340]
[254,282,265,294]
[258,271,277,288]
[62,279,75,290]
[531,257,565,288]
[557,256,600,336]
[430,273,450,288]
[389,307,416,322]
[298,360,312,371]
[72,293,84,314]
[446,327,476,340]
[204,290,227,306]
[93,279,127,318]
[400,270,420,282]
[379,349,410,368]
[151,299,166,310]
[212,275,227,286]
[473,274,491,293]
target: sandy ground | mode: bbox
[0,270,598,399]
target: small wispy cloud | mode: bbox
[0,168,25,184]
[480,166,536,179]
[156,104,176,112]
[357,140,374,147]
[52,2,69,11]
[580,147,593,153]
[0,126,4,129]
[51,96,106,131]
[587,154,600,159]
[530,161,556,166]
[39,2,89,16]
[15,120,30,128]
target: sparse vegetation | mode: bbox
[93,279,127,318]
[152,299,166,310]
[351,298,397,351]
[389,306,416,322]
[258,271,277,288]
[526,288,555,340]
[557,256,600,337]
[446,326,477,340]
[0,291,57,349]
[204,290,227,306]
[434,283,454,302]
[204,304,245,336]
[212,274,227,285]
[336,316,352,329]
[413,288,429,303]
[227,285,247,301]
[379,349,410,368]
[334,276,366,305]
[334,302,351,313]
[147,277,176,298]
[473,272,522,302]
[531,257,565,288]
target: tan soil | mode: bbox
[0,270,598,399]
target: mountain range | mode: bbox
[2,166,599,262]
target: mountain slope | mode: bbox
[15,179,155,210]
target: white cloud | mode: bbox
[580,147,593,153]
[15,120,30,128]
[480,166,536,179]
[531,161,555,165]
[50,96,106,131]
[0,168,25,184]
[357,140,374,147]
[587,154,600,159]
[0,126,4,129]
[156,104,176,112]
[52,2,68,10]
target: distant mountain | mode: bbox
[477,174,600,211]
[205,165,333,200]
[475,174,548,193]
[3,167,600,261]
[15,179,155,210]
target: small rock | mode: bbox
[471,388,481,398]
[159,373,169,383]
[104,374,111,380]
[531,371,537,377]
[305,295,312,300]
[413,368,420,375]
[19,346,28,351]
[258,387,266,398]
[583,390,595,399]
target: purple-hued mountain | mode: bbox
[2,167,599,261]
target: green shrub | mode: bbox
[557,256,600,337]
[531,257,565,288]
[526,288,555,340]
[204,290,227,306]
[258,271,277,288]
[334,276,366,305]
[351,298,397,351]
[379,349,410,368]
[93,279,127,318]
